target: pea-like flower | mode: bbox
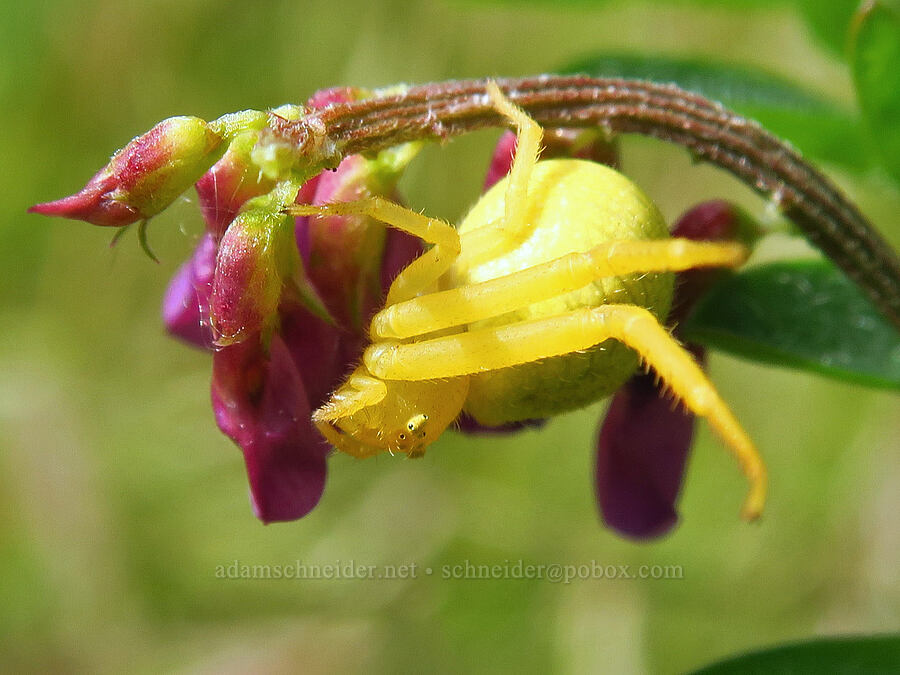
[31,87,760,530]
[160,88,421,522]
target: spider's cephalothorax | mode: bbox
[292,83,767,521]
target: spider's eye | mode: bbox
[399,433,406,440]
[405,413,429,436]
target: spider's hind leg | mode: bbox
[364,303,767,521]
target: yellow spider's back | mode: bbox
[452,158,674,425]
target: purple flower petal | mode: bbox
[162,232,217,348]
[211,334,329,523]
[455,412,546,435]
[279,305,348,410]
[595,357,701,540]
[380,226,423,296]
[595,200,756,539]
[669,201,748,325]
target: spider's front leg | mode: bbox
[371,237,748,339]
[289,196,461,306]
[364,304,767,521]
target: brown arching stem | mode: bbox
[271,75,900,330]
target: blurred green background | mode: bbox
[2,0,898,672]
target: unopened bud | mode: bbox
[210,194,297,345]
[31,116,223,227]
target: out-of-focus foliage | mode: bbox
[692,634,900,673]
[564,53,870,171]
[563,54,900,386]
[852,0,900,183]
[682,260,900,390]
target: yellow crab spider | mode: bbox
[289,82,767,521]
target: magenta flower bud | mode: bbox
[195,130,276,238]
[293,95,421,326]
[483,128,619,191]
[595,200,758,540]
[669,200,762,325]
[295,155,387,327]
[211,334,329,523]
[162,232,217,348]
[31,116,223,227]
[210,203,295,346]
[290,85,422,328]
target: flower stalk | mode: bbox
[272,76,900,329]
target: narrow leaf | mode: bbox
[796,0,859,56]
[681,260,900,390]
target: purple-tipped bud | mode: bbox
[211,334,328,523]
[162,232,217,348]
[210,204,294,346]
[595,200,760,539]
[31,116,223,227]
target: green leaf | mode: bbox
[795,0,859,56]
[562,53,872,171]
[681,259,900,390]
[852,0,900,183]
[691,634,900,674]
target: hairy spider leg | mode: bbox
[290,197,460,306]
[290,83,541,308]
[313,371,388,421]
[371,238,748,340]
[487,81,541,244]
[364,304,767,521]
[312,370,389,458]
[454,82,545,270]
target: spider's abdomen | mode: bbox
[453,159,673,426]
